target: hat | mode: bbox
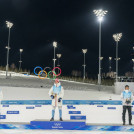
[55,78,59,83]
[125,85,129,88]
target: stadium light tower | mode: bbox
[93,9,108,87]
[6,21,13,78]
[113,33,122,82]
[109,57,112,72]
[57,54,62,74]
[53,41,57,70]
[82,49,87,80]
[19,49,23,71]
[57,54,62,67]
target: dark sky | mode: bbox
[0,0,134,76]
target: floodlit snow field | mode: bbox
[1,86,119,100]
[0,75,131,134]
[0,130,134,134]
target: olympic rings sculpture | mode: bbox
[34,66,62,80]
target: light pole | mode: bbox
[109,57,112,72]
[53,41,57,70]
[132,59,134,77]
[113,33,122,82]
[6,21,13,78]
[19,49,23,71]
[57,54,62,74]
[82,49,87,80]
[93,9,108,86]
[57,54,62,67]
[100,56,104,71]
[100,57,104,78]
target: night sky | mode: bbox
[0,0,134,76]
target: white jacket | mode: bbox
[49,82,64,107]
[121,89,133,106]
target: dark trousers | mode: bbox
[122,106,132,123]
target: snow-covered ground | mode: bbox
[0,70,114,92]
[0,130,133,134]
[0,74,132,134]
[0,71,30,77]
[1,86,118,100]
[0,86,126,125]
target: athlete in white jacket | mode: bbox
[49,78,64,121]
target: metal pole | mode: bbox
[83,53,86,80]
[53,47,56,77]
[6,27,11,78]
[58,58,60,66]
[58,57,60,74]
[19,52,22,71]
[54,47,55,68]
[109,60,110,72]
[116,41,118,82]
[98,21,101,86]
[109,60,111,72]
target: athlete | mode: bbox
[49,78,64,121]
[121,85,133,125]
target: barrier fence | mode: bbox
[1,100,134,105]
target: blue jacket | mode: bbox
[122,91,132,99]
[121,90,133,106]
[53,85,61,95]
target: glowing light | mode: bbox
[93,9,108,22]
[100,57,103,60]
[82,49,87,54]
[113,33,122,42]
[20,49,23,53]
[53,41,57,47]
[57,54,62,58]
[6,21,13,28]
[109,57,112,60]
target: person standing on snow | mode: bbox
[121,85,133,125]
[49,78,64,121]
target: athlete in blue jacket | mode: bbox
[121,85,133,125]
[49,78,64,121]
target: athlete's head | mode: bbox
[125,85,129,90]
[55,78,59,84]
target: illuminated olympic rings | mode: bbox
[34,66,62,80]
[52,67,61,76]
[34,66,43,76]
[38,70,47,80]
[48,71,56,79]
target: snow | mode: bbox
[0,76,132,134]
[1,86,119,100]
[0,86,129,124]
[0,130,133,134]
[0,70,114,93]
